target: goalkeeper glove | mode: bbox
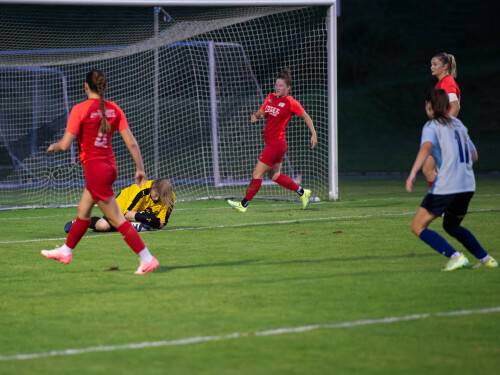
[135,211,161,229]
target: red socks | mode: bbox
[65,217,90,249]
[65,218,146,254]
[275,174,300,192]
[244,178,262,201]
[117,220,146,254]
[243,175,299,202]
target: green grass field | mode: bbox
[0,176,499,375]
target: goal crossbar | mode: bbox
[0,1,338,208]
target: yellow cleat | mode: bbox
[442,253,469,271]
[227,199,247,213]
[472,256,498,269]
[301,189,312,210]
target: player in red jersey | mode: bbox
[41,70,159,275]
[423,52,461,188]
[227,69,317,212]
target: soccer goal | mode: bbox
[0,0,338,209]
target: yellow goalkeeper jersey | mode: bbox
[115,180,175,225]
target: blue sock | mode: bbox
[419,228,456,257]
[452,227,488,260]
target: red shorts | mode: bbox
[259,138,287,166]
[83,159,117,202]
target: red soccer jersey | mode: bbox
[260,93,305,142]
[435,75,460,113]
[66,99,129,164]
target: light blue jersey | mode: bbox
[421,117,475,194]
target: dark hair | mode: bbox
[276,68,292,87]
[426,89,452,125]
[433,52,457,78]
[86,70,110,133]
[151,178,174,208]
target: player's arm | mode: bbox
[299,112,317,149]
[133,211,162,229]
[47,131,76,154]
[406,142,433,193]
[120,128,146,187]
[448,100,460,117]
[251,109,265,123]
[471,150,478,163]
[155,206,169,229]
[468,136,478,162]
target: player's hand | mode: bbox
[251,112,260,123]
[406,173,416,193]
[47,143,57,155]
[136,211,161,229]
[135,170,147,187]
[310,134,317,149]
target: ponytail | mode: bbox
[86,70,110,133]
[447,53,457,78]
[427,89,452,126]
[434,52,457,78]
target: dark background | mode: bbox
[337,0,500,173]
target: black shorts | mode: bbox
[420,192,474,217]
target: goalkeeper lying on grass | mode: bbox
[65,178,175,233]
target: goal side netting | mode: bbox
[0,3,336,209]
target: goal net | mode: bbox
[0,2,337,209]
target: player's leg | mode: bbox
[413,196,468,271]
[97,197,158,274]
[413,206,468,271]
[227,161,271,212]
[42,188,94,264]
[442,193,498,268]
[270,164,312,210]
[93,217,113,232]
[422,155,437,188]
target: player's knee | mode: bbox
[421,167,435,181]
[442,213,462,237]
[270,172,280,181]
[252,170,263,179]
[95,219,111,232]
[411,221,424,237]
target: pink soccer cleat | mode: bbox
[41,247,72,264]
[134,256,159,275]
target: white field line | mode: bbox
[1,193,498,220]
[1,306,499,361]
[0,209,495,245]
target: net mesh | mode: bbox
[0,4,330,208]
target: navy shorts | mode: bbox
[420,192,474,217]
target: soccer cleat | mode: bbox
[64,220,75,233]
[442,253,469,271]
[41,247,72,264]
[227,199,247,213]
[301,189,312,210]
[134,256,159,275]
[472,256,499,269]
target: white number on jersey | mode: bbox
[94,132,109,148]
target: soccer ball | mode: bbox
[131,221,150,232]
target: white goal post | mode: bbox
[0,0,338,209]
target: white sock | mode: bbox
[479,255,490,262]
[59,244,73,255]
[450,251,461,258]
[138,248,153,263]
